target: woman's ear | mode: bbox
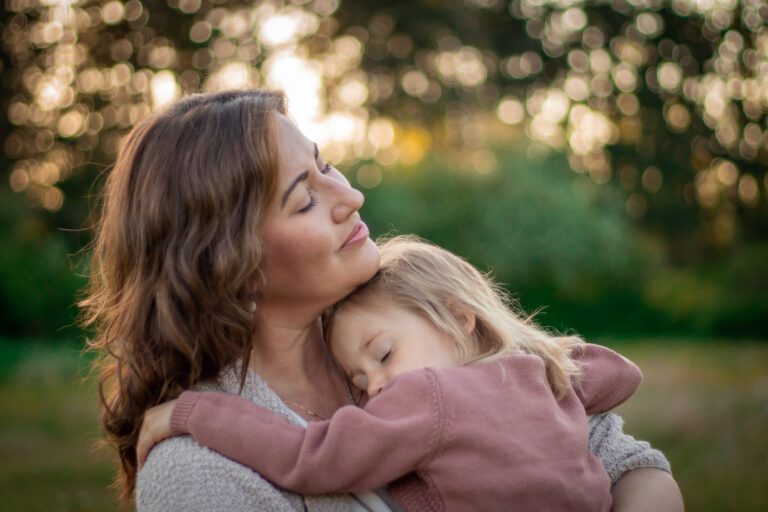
[245,279,260,312]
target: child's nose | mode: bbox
[367,381,384,398]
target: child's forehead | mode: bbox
[329,295,396,351]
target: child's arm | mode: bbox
[158,370,442,494]
[572,343,643,414]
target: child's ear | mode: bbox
[451,303,476,336]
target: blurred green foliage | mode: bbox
[644,244,768,338]
[357,149,767,338]
[0,188,86,339]
[0,145,764,341]
[0,0,765,342]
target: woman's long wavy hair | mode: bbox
[81,89,286,503]
[326,235,583,399]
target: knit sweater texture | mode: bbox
[167,345,651,511]
[136,349,671,511]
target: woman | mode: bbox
[83,89,682,511]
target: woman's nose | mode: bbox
[330,181,364,223]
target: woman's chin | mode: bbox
[345,239,381,289]
[361,238,382,277]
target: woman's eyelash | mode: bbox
[296,163,332,214]
[297,195,317,214]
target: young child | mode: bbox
[137,236,642,511]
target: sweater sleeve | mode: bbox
[171,370,444,495]
[136,435,303,512]
[587,412,672,483]
[572,343,643,414]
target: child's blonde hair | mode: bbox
[326,235,583,399]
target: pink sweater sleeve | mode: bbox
[170,370,443,494]
[572,343,643,414]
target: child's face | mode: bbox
[329,295,463,398]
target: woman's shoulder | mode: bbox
[197,365,296,419]
[587,412,671,483]
[137,369,354,512]
[136,435,303,511]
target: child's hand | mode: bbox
[137,399,177,469]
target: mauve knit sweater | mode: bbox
[136,364,670,511]
[165,344,646,512]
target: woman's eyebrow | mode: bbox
[280,143,319,210]
[280,170,309,209]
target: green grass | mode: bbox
[606,340,768,511]
[0,340,117,511]
[0,338,765,511]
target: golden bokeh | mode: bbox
[2,0,766,218]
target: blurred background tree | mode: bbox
[1,0,766,338]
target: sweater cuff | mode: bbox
[170,391,203,436]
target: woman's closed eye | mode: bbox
[297,194,317,214]
[296,162,334,213]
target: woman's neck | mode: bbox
[248,315,325,385]
[248,312,350,418]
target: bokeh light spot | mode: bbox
[496,97,525,125]
[101,1,125,25]
[151,70,180,109]
[356,164,382,188]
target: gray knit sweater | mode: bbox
[136,367,670,511]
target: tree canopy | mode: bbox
[1,1,767,338]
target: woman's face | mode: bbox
[257,114,380,313]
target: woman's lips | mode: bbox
[342,222,370,249]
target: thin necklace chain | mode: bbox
[282,366,360,421]
[283,399,330,420]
